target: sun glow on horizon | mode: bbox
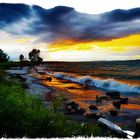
[47,34,140,61]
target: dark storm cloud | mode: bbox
[0,3,140,42]
[0,3,31,28]
[104,8,140,22]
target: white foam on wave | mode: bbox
[46,72,140,94]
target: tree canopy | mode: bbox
[28,49,43,64]
[0,49,9,62]
[19,54,24,62]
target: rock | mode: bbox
[120,98,128,104]
[113,98,128,108]
[133,118,140,138]
[38,71,46,75]
[64,101,85,114]
[66,101,78,108]
[84,111,102,119]
[136,118,140,131]
[89,104,98,110]
[99,96,110,101]
[96,112,102,119]
[77,107,86,114]
[84,112,97,118]
[106,91,120,98]
[110,110,118,116]
[84,79,91,89]
[45,77,52,82]
[113,101,121,109]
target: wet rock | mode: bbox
[89,104,98,110]
[113,101,121,109]
[106,91,120,98]
[64,101,85,114]
[110,110,118,116]
[120,98,128,104]
[45,77,52,82]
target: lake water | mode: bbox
[46,60,140,95]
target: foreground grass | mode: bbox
[0,66,104,138]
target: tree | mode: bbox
[0,49,9,62]
[19,54,25,69]
[28,49,43,64]
[19,54,24,62]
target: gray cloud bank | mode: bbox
[0,3,140,43]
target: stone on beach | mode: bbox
[45,76,52,82]
[110,109,118,116]
[120,98,128,104]
[89,104,98,110]
[106,91,120,98]
[133,118,140,138]
[113,101,121,109]
[136,118,140,131]
[64,101,85,114]
[112,98,128,108]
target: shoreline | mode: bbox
[6,66,140,133]
[33,66,140,132]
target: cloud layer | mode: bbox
[0,3,140,43]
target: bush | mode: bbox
[0,49,9,62]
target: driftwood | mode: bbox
[97,118,135,138]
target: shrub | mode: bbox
[0,49,9,62]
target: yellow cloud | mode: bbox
[15,37,33,44]
[48,34,140,53]
[95,34,140,52]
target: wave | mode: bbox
[46,71,140,94]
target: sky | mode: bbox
[0,0,140,61]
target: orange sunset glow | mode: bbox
[48,34,140,61]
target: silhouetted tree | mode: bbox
[28,49,43,64]
[19,54,25,69]
[0,49,9,62]
[19,54,24,62]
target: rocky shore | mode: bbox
[6,66,140,138]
